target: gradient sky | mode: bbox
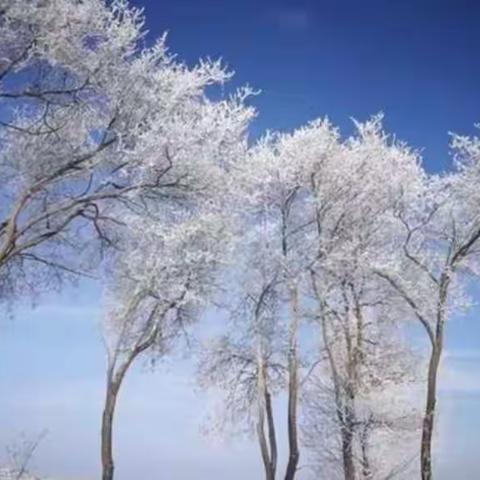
[1,1,480,479]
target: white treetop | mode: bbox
[0,0,254,301]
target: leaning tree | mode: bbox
[101,209,236,480]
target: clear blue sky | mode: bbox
[135,0,480,171]
[1,1,480,479]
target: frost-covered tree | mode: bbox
[231,116,423,480]
[198,230,285,480]
[303,366,421,480]
[101,211,234,480]
[0,0,253,302]
[236,119,340,480]
[303,285,422,480]
[375,128,480,480]
[303,116,424,480]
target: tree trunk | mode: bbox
[420,275,448,480]
[99,302,162,480]
[101,377,119,480]
[341,429,356,480]
[360,422,372,480]
[256,359,276,480]
[257,411,276,480]
[340,393,356,480]
[316,282,346,480]
[265,389,278,478]
[420,345,441,480]
[284,284,300,480]
[257,411,275,480]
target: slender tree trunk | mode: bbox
[256,358,277,480]
[265,389,278,478]
[284,284,300,480]
[420,344,442,480]
[100,301,165,480]
[315,279,346,480]
[420,350,440,480]
[101,357,133,480]
[257,349,277,480]
[101,375,119,480]
[257,409,275,480]
[420,276,448,480]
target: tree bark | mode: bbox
[100,301,166,480]
[420,273,448,480]
[257,410,273,480]
[256,360,277,480]
[315,277,348,480]
[284,284,300,480]
[265,389,278,478]
[101,375,120,480]
[420,347,441,480]
[100,358,133,480]
[360,422,372,480]
[257,410,276,480]
[341,427,356,480]
[340,389,356,480]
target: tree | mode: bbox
[375,128,480,480]
[302,296,422,480]
[239,120,340,480]
[198,230,285,480]
[101,211,234,480]
[0,0,253,302]
[199,119,339,480]
[95,36,253,474]
[303,366,421,480]
[3,430,48,480]
[303,115,424,480]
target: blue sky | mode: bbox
[1,1,480,479]
[142,0,480,170]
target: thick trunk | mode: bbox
[101,378,119,480]
[340,394,356,480]
[341,426,356,480]
[284,284,300,480]
[360,424,372,480]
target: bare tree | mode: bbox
[3,430,47,480]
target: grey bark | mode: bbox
[420,273,449,480]
[284,284,300,480]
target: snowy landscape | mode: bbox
[1,1,479,479]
